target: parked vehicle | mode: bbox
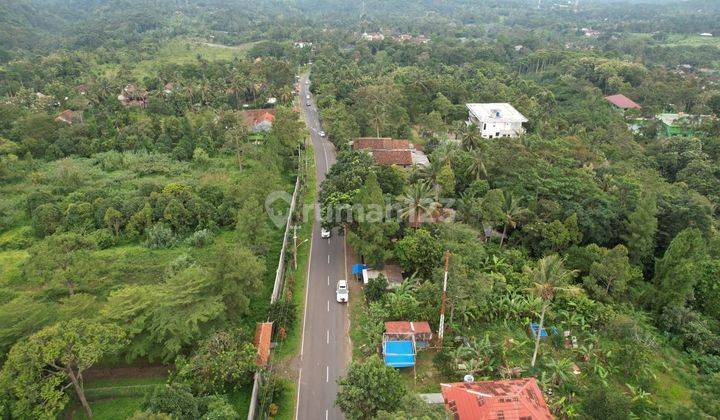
[321,227,331,238]
[336,280,348,303]
[319,131,326,137]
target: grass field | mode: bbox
[664,33,720,47]
[95,38,257,78]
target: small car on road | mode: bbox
[336,280,348,303]
[319,131,326,137]
[321,227,331,238]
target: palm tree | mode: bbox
[525,255,579,368]
[465,148,488,181]
[457,123,482,151]
[499,192,528,246]
[397,183,436,227]
[417,159,444,201]
[432,142,457,166]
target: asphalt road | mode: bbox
[295,73,349,420]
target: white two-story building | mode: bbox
[466,103,528,139]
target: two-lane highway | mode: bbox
[295,73,349,420]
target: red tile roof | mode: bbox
[254,322,273,367]
[353,138,411,150]
[241,109,276,127]
[441,378,553,420]
[54,110,82,124]
[385,321,432,334]
[605,94,641,110]
[372,150,413,166]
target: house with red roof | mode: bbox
[352,137,428,168]
[241,109,277,133]
[441,378,553,420]
[384,321,433,346]
[605,94,641,111]
[54,110,83,125]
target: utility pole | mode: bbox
[438,250,451,346]
[293,225,298,270]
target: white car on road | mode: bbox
[336,280,348,303]
[319,131,326,137]
[321,227,331,238]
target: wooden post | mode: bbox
[438,250,450,346]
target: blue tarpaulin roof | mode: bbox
[352,264,368,276]
[383,340,415,368]
[529,323,548,338]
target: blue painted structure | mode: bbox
[383,340,415,368]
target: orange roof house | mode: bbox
[372,149,413,166]
[54,110,83,125]
[241,109,276,133]
[254,322,274,367]
[441,378,553,420]
[353,137,411,151]
[352,137,421,167]
[605,94,641,110]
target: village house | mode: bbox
[241,109,276,133]
[361,264,405,288]
[362,32,385,41]
[352,137,429,168]
[118,84,148,107]
[54,110,83,125]
[293,41,313,48]
[605,93,641,112]
[466,103,528,139]
[384,321,433,348]
[441,378,553,420]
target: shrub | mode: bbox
[186,229,215,247]
[31,203,62,237]
[90,228,116,249]
[365,275,388,302]
[267,299,298,335]
[258,374,288,417]
[145,224,176,249]
[142,383,199,419]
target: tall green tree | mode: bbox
[335,355,407,420]
[653,228,706,311]
[621,194,658,267]
[1,320,126,419]
[348,172,398,266]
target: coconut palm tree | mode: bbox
[397,183,436,227]
[417,159,444,201]
[499,192,528,246]
[465,148,488,181]
[525,255,580,367]
[457,123,482,151]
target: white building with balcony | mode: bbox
[466,103,528,139]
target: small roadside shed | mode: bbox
[362,264,404,287]
[385,321,433,347]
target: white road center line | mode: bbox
[327,254,330,264]
[327,275,330,286]
[326,365,329,383]
[325,409,329,420]
[327,300,330,312]
[326,329,329,344]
